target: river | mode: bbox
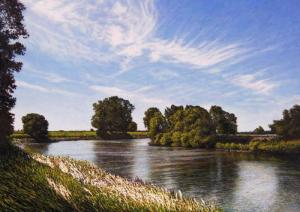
[25,139,300,212]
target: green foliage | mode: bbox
[160,132,172,146]
[253,126,265,134]
[165,105,184,127]
[127,122,137,131]
[180,132,191,147]
[143,107,160,130]
[148,111,168,139]
[22,113,49,141]
[91,96,135,137]
[0,0,28,143]
[149,105,217,147]
[209,105,237,135]
[269,105,300,139]
[171,131,181,147]
[216,139,300,154]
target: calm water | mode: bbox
[25,139,300,212]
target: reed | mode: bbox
[0,144,219,211]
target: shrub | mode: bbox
[171,131,181,147]
[22,113,49,141]
[180,133,191,147]
[160,133,172,146]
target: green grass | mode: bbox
[11,131,149,140]
[216,139,300,154]
[0,143,218,211]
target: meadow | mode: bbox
[11,131,149,140]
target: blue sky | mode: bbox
[14,0,300,131]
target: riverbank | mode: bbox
[149,133,300,155]
[0,143,218,211]
[216,139,300,154]
[12,131,149,142]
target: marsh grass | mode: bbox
[0,144,218,211]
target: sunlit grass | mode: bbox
[11,131,149,140]
[0,144,218,211]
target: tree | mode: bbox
[254,126,265,134]
[209,106,237,135]
[164,105,184,127]
[0,0,28,143]
[143,107,160,130]
[91,96,135,137]
[151,105,216,147]
[269,105,300,139]
[148,111,168,139]
[127,122,137,131]
[22,113,49,141]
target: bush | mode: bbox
[171,131,181,147]
[180,133,191,147]
[22,113,49,141]
[160,133,172,146]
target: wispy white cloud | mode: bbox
[17,80,76,96]
[24,64,72,83]
[148,69,179,80]
[90,85,169,105]
[22,0,247,72]
[230,73,279,95]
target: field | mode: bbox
[0,144,218,211]
[11,131,149,140]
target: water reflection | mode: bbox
[25,139,300,211]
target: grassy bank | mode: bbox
[11,130,149,141]
[216,139,300,154]
[0,144,218,211]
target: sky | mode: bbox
[14,0,300,131]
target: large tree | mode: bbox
[269,105,300,139]
[209,106,237,135]
[22,113,49,141]
[0,0,28,143]
[91,96,135,137]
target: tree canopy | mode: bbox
[143,107,160,130]
[147,105,221,147]
[269,105,300,139]
[22,113,49,141]
[0,0,28,143]
[209,106,237,135]
[91,96,135,137]
[254,126,265,134]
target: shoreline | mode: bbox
[0,143,219,211]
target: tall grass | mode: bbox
[0,144,219,211]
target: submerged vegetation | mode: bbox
[0,144,219,211]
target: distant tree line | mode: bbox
[269,105,300,139]
[15,96,300,144]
